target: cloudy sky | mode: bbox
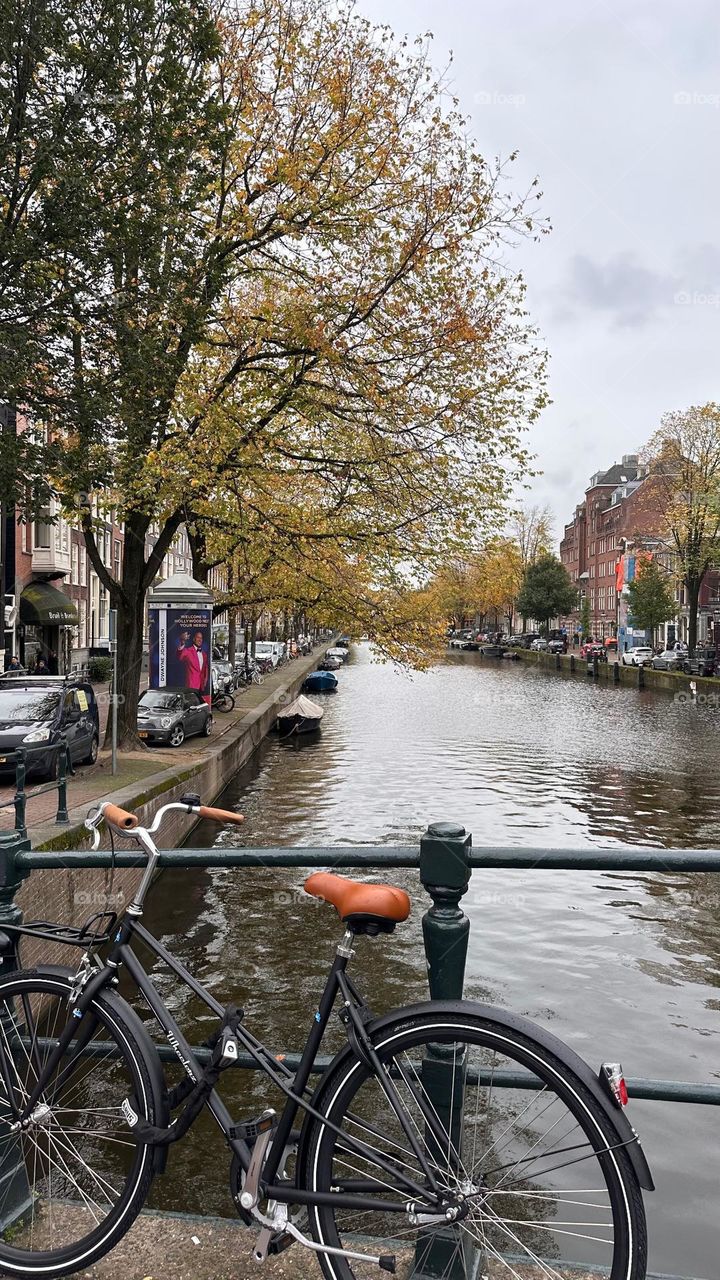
[359,0,720,537]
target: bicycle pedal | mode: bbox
[230,1109,277,1144]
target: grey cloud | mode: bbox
[561,253,679,328]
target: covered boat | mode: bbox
[303,670,338,693]
[276,694,324,736]
[318,656,343,671]
[326,646,349,661]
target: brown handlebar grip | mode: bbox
[198,805,245,826]
[104,804,139,830]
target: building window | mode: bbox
[113,540,121,581]
[33,511,52,549]
[80,546,87,587]
[99,587,108,637]
[71,543,79,585]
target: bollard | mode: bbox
[613,660,620,684]
[555,653,561,670]
[0,829,33,1229]
[569,653,576,673]
[12,751,26,835]
[638,663,645,689]
[592,654,599,679]
[416,821,474,1279]
[56,743,70,824]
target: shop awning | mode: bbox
[19,582,78,626]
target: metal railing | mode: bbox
[0,822,717,1277]
[0,742,73,833]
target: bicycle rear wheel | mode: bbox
[302,1008,647,1279]
[0,969,158,1277]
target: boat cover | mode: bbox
[277,695,324,722]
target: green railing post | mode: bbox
[416,821,475,1279]
[0,828,33,1229]
[56,743,70,824]
[13,750,26,836]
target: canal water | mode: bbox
[139,646,720,1278]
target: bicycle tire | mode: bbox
[0,968,159,1277]
[301,1006,647,1280]
[214,693,235,712]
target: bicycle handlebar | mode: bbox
[88,798,245,843]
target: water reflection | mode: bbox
[138,646,720,1276]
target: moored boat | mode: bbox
[276,694,324,736]
[480,644,505,657]
[326,646,349,661]
[318,656,343,671]
[303,670,338,693]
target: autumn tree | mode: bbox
[3,0,546,744]
[642,405,720,652]
[512,504,553,571]
[517,554,576,635]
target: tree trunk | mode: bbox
[110,586,146,749]
[228,610,237,664]
[687,576,702,652]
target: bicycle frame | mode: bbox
[2,899,445,1217]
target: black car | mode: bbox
[0,675,99,779]
[137,688,212,747]
[682,648,716,677]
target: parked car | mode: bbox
[651,650,681,671]
[0,675,99,778]
[682,648,716,677]
[621,646,653,667]
[547,639,566,654]
[581,641,607,661]
[530,637,548,651]
[137,688,212,747]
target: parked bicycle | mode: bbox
[0,798,652,1278]
[211,688,235,712]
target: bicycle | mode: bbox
[0,798,653,1278]
[211,688,235,712]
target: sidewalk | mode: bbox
[0,648,328,840]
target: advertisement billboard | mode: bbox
[149,606,212,704]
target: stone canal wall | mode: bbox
[14,647,330,963]
[512,646,719,697]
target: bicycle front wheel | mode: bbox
[303,1007,647,1280]
[0,969,158,1277]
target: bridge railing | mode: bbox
[0,822,717,1279]
[0,742,74,833]
[0,822,718,1106]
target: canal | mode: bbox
[139,645,720,1278]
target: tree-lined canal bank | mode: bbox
[138,646,720,1279]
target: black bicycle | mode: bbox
[0,797,652,1278]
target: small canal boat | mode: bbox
[318,656,343,671]
[303,670,338,693]
[480,643,506,657]
[276,694,324,736]
[326,646,349,661]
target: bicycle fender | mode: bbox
[26,965,171,1175]
[299,998,654,1193]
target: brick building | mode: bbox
[1,411,204,671]
[559,454,719,647]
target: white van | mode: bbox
[254,641,285,668]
